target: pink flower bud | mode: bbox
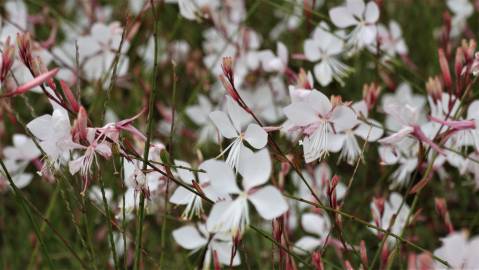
[438,48,452,89]
[60,80,80,113]
[0,37,15,82]
[219,75,240,101]
[311,251,324,270]
[425,76,443,103]
[360,240,368,268]
[2,68,59,97]
[362,83,381,111]
[72,106,88,143]
[16,32,33,68]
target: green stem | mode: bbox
[0,159,55,269]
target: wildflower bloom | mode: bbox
[69,128,112,192]
[206,148,288,236]
[304,24,350,86]
[169,160,225,219]
[283,89,356,162]
[433,231,479,269]
[172,223,240,269]
[209,96,267,170]
[293,213,331,254]
[329,0,380,48]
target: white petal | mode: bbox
[283,102,318,127]
[329,7,358,28]
[301,213,330,236]
[249,186,288,220]
[26,115,52,140]
[212,241,241,266]
[175,160,195,184]
[347,0,366,17]
[293,236,322,254]
[365,2,380,23]
[314,61,333,86]
[355,119,384,141]
[327,133,346,152]
[304,39,321,62]
[378,127,413,144]
[239,148,272,191]
[226,96,252,132]
[169,187,194,205]
[243,124,268,149]
[201,160,239,194]
[307,90,332,116]
[172,225,208,250]
[331,106,358,132]
[209,111,238,139]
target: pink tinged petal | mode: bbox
[329,7,358,28]
[314,61,333,86]
[226,96,252,132]
[174,160,195,184]
[169,186,194,205]
[355,119,384,141]
[331,106,358,131]
[27,114,53,140]
[365,1,380,23]
[306,90,332,116]
[201,160,239,194]
[239,148,272,191]
[304,39,321,62]
[378,126,414,144]
[248,185,288,219]
[294,236,322,254]
[209,111,238,139]
[243,124,268,149]
[172,225,208,250]
[283,102,318,127]
[95,143,112,158]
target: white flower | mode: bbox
[169,160,226,219]
[3,134,41,162]
[173,223,240,269]
[375,20,408,57]
[0,159,34,190]
[433,231,479,269]
[257,42,288,73]
[293,213,331,254]
[336,101,383,164]
[283,90,356,162]
[370,192,410,245]
[378,138,419,188]
[205,148,288,236]
[69,128,112,182]
[26,107,74,165]
[185,95,217,143]
[329,0,380,48]
[209,96,268,170]
[447,0,473,37]
[304,24,350,86]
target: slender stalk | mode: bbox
[133,1,160,269]
[99,176,119,270]
[0,159,55,269]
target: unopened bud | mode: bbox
[297,68,313,89]
[60,80,80,112]
[360,240,368,268]
[362,82,381,111]
[311,251,324,270]
[16,32,33,68]
[32,56,56,90]
[455,47,465,77]
[330,95,343,107]
[1,37,15,82]
[435,197,454,233]
[219,75,240,101]
[72,106,88,143]
[221,56,234,83]
[426,76,443,103]
[461,39,476,62]
[438,48,452,89]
